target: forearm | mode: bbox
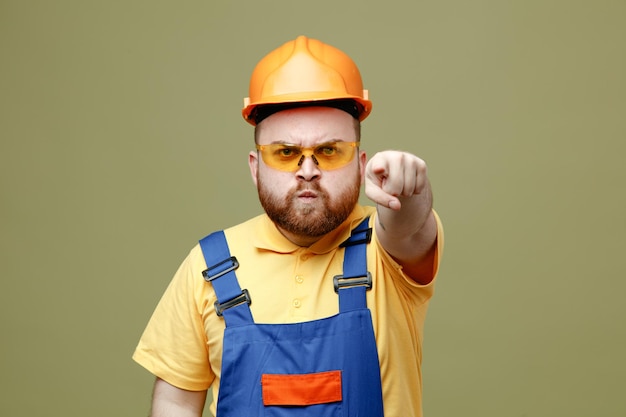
[375,181,438,283]
[365,150,439,283]
[150,378,207,417]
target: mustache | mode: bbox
[296,182,322,191]
[292,181,326,199]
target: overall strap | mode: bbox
[199,231,253,327]
[334,217,372,312]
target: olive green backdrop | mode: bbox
[1,1,624,416]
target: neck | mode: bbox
[276,226,321,247]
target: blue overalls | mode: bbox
[199,218,384,417]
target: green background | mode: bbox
[1,1,624,416]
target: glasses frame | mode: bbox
[255,141,360,172]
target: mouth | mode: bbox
[297,190,318,200]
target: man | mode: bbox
[133,35,444,417]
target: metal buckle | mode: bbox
[333,272,372,293]
[202,256,239,282]
[214,289,251,317]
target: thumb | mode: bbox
[365,177,402,210]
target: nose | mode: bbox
[296,154,321,181]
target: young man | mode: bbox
[133,35,444,417]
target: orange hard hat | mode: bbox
[242,35,372,125]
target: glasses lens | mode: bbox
[260,144,303,170]
[257,142,359,172]
[312,142,359,170]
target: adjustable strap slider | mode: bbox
[333,272,372,293]
[202,256,239,282]
[215,288,251,317]
[339,227,372,247]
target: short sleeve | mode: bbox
[132,251,215,391]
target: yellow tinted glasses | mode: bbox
[256,141,360,172]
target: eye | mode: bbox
[275,146,301,158]
[316,144,338,156]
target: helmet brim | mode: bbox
[243,93,372,126]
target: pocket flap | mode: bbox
[261,370,342,406]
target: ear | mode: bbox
[248,150,259,187]
[359,150,367,185]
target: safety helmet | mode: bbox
[242,35,372,125]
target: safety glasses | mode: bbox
[256,141,360,172]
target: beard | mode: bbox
[258,173,361,238]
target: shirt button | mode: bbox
[295,275,304,284]
[293,299,302,308]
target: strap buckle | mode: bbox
[202,256,239,282]
[214,289,251,317]
[339,227,372,248]
[333,272,372,293]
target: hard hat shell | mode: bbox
[242,36,372,125]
